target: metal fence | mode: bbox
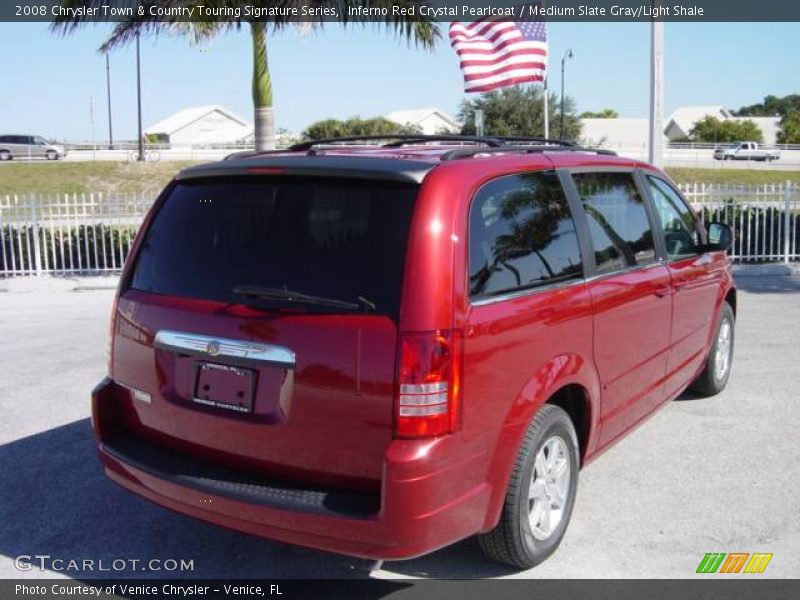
[1,183,800,276]
[0,193,153,276]
[678,181,800,263]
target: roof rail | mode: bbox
[288,134,504,151]
[492,136,578,147]
[224,135,615,161]
[439,144,617,161]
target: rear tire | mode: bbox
[690,302,735,397]
[0,150,11,161]
[478,404,579,569]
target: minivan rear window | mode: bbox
[129,176,417,316]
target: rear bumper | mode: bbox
[92,377,492,560]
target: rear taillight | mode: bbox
[395,329,463,439]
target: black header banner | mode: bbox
[5,0,800,23]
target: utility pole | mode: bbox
[106,53,114,150]
[136,31,144,162]
[560,49,574,140]
[648,17,665,167]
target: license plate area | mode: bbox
[192,362,256,414]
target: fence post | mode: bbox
[785,181,793,265]
[28,193,44,276]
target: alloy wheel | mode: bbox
[528,435,571,541]
[714,318,732,381]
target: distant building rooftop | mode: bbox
[145,105,252,144]
[385,108,459,134]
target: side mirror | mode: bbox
[707,222,733,251]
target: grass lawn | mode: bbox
[0,161,798,196]
[0,161,200,197]
[665,167,800,186]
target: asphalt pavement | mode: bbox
[0,273,798,579]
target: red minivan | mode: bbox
[92,136,736,568]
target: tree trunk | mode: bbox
[250,21,274,151]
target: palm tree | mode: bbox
[52,1,440,151]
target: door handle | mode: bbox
[654,287,671,298]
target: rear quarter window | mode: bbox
[468,170,583,300]
[129,176,417,316]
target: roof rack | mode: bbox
[492,136,577,147]
[287,134,505,152]
[224,135,615,161]
[439,144,617,161]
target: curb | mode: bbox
[0,276,120,293]
[732,264,800,277]
[73,283,119,291]
[71,277,121,292]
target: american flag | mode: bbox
[449,10,548,93]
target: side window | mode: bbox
[646,176,700,259]
[572,172,656,274]
[468,170,583,300]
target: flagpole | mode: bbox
[543,76,549,138]
[542,0,549,139]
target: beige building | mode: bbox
[581,105,781,149]
[145,105,252,146]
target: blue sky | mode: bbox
[2,21,798,141]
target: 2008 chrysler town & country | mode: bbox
[92,135,736,568]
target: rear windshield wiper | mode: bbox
[232,284,374,313]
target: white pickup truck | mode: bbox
[713,141,780,162]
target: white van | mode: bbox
[0,135,67,160]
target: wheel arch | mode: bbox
[545,384,592,463]
[480,356,600,532]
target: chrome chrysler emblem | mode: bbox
[205,340,221,356]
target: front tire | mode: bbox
[46,150,58,160]
[478,404,579,569]
[0,150,11,161]
[690,302,735,396]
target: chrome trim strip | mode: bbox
[470,276,586,307]
[154,330,295,368]
[581,260,665,284]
